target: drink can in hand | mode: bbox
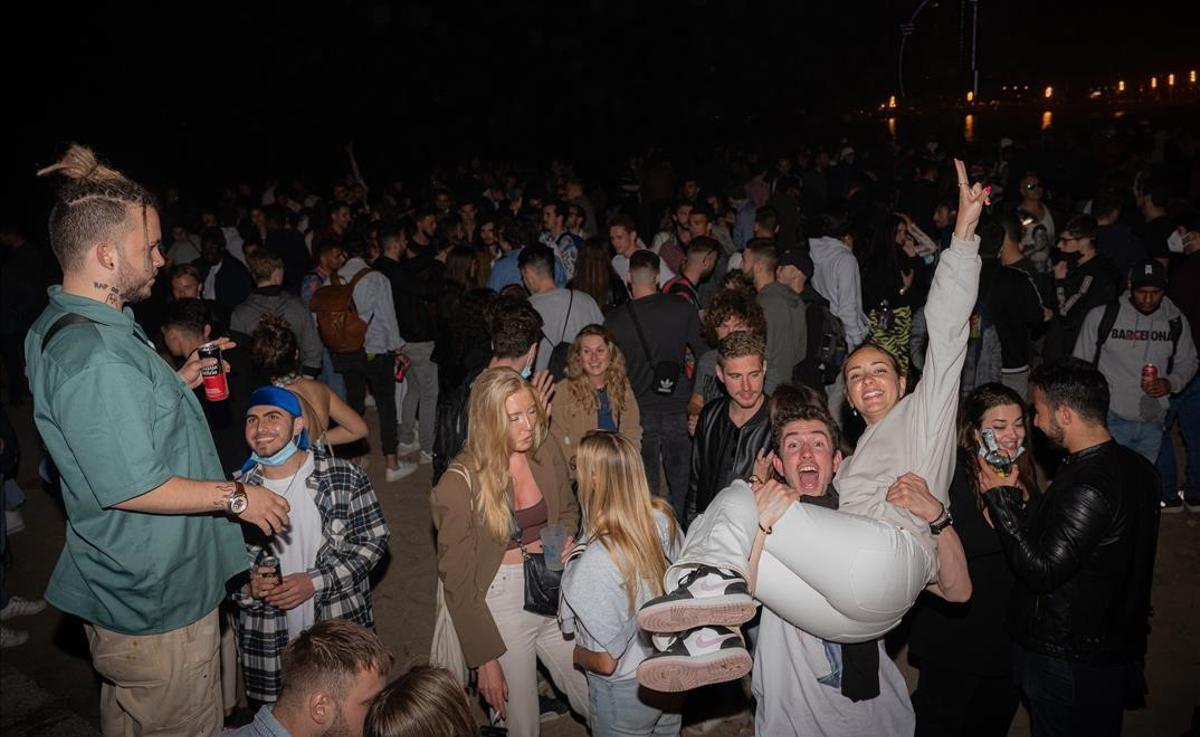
[199,343,229,401]
[1142,363,1158,384]
[260,555,281,586]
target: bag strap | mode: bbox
[1167,316,1182,374]
[41,313,98,353]
[560,290,574,343]
[626,299,657,366]
[1091,300,1121,366]
[349,267,372,288]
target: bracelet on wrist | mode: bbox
[758,521,773,535]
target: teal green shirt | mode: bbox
[24,287,247,635]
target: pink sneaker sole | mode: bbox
[637,595,756,633]
[637,648,753,692]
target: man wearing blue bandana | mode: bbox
[233,385,391,706]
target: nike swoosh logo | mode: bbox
[693,632,738,649]
[692,577,736,596]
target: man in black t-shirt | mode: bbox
[606,250,706,521]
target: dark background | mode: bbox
[4,0,1198,228]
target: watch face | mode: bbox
[230,494,249,515]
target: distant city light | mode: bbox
[1118,80,1126,92]
[1044,86,1053,99]
[966,90,974,103]
[888,95,897,109]
[1168,73,1175,87]
[1191,70,1197,84]
[1089,90,1102,99]
[1151,76,1158,89]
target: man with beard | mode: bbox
[234,387,389,706]
[684,331,773,528]
[227,620,392,737]
[25,145,290,735]
[979,359,1160,737]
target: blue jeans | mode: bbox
[1106,412,1161,465]
[587,675,682,737]
[1011,646,1125,737]
[318,348,346,400]
[1157,375,1200,502]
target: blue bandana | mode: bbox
[241,385,311,473]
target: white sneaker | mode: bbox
[385,462,419,482]
[5,509,24,534]
[364,394,376,409]
[636,626,752,692]
[0,595,47,621]
[0,625,30,648]
[419,451,434,465]
[637,565,755,633]
[396,440,420,455]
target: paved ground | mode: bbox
[1,399,1197,735]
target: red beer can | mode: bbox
[1141,363,1158,384]
[199,343,229,401]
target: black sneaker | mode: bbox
[1184,497,1200,514]
[538,694,568,722]
[637,565,755,633]
[1162,497,1185,514]
[637,626,752,692]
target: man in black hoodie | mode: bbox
[980,217,1051,400]
[1043,215,1121,362]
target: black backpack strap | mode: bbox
[626,299,657,367]
[560,290,574,343]
[1091,300,1121,366]
[1167,316,1182,374]
[41,313,98,353]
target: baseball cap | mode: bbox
[1130,259,1167,289]
[778,249,814,281]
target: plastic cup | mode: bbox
[540,524,568,571]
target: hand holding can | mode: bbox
[199,343,229,401]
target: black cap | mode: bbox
[1130,259,1167,289]
[778,249,814,280]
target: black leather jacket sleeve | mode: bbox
[684,403,708,526]
[983,481,1115,594]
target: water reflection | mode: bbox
[1041,110,1053,130]
[888,117,897,138]
[964,114,975,143]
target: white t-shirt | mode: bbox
[611,249,676,287]
[751,608,914,737]
[261,453,322,641]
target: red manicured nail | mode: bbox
[984,185,992,196]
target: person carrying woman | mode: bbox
[560,431,683,737]
[549,325,642,475]
[635,159,986,687]
[908,383,1036,737]
[430,368,588,736]
[250,315,368,449]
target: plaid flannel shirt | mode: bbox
[232,447,389,701]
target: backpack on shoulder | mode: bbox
[310,268,372,354]
[794,300,849,387]
[1091,299,1183,371]
[542,291,575,382]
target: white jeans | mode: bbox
[487,563,589,736]
[668,481,933,643]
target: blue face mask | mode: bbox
[252,438,301,467]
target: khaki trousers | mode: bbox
[85,608,223,737]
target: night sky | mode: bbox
[4,0,1197,220]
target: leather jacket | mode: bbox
[685,398,772,528]
[983,440,1159,665]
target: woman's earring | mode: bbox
[849,405,859,418]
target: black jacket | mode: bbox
[983,440,1159,665]
[685,397,772,528]
[202,256,254,313]
[981,260,1047,371]
[374,251,442,344]
[1043,255,1121,362]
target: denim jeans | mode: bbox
[1157,375,1200,502]
[587,675,682,737]
[1011,646,1125,737]
[1106,412,1161,465]
[639,408,691,522]
[318,348,346,400]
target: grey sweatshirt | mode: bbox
[230,289,324,373]
[835,234,981,571]
[809,236,870,348]
[757,281,807,395]
[1073,293,1198,423]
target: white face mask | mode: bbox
[1167,230,1185,254]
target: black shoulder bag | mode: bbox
[513,521,562,618]
[628,299,682,396]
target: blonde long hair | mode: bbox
[575,431,677,613]
[564,325,634,419]
[464,368,548,544]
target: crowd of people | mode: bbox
[0,116,1197,737]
